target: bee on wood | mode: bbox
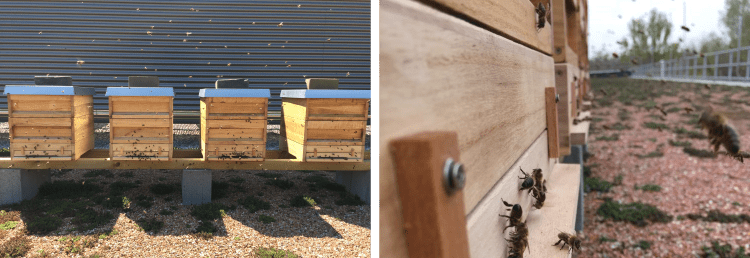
[553,232,581,253]
[612,53,619,58]
[531,180,546,209]
[499,199,523,232]
[532,169,544,196]
[535,2,551,30]
[681,25,690,32]
[518,168,535,193]
[506,222,530,258]
[698,108,743,162]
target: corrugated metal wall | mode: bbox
[0,0,370,123]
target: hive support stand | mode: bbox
[562,144,585,232]
[182,169,212,205]
[335,171,370,204]
[0,169,51,206]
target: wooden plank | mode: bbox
[11,118,71,127]
[206,119,266,129]
[206,97,267,104]
[207,128,264,140]
[14,150,73,157]
[546,87,560,158]
[281,98,308,119]
[527,163,580,258]
[286,139,305,161]
[555,63,577,157]
[420,0,553,55]
[307,114,367,121]
[111,100,171,113]
[10,137,71,143]
[111,143,171,152]
[570,111,590,145]
[111,113,170,119]
[111,118,171,128]
[305,151,362,159]
[112,127,170,138]
[466,131,552,257]
[381,0,553,214]
[11,143,72,151]
[12,126,72,137]
[307,103,367,115]
[207,102,266,114]
[112,137,170,144]
[390,132,469,258]
[8,95,69,101]
[305,146,364,153]
[306,129,363,140]
[10,99,71,112]
[8,111,71,118]
[0,150,370,170]
[306,139,364,146]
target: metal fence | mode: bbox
[631,46,750,82]
[0,0,371,123]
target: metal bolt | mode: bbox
[443,158,466,193]
[556,47,562,54]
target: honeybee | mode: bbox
[531,181,546,209]
[681,25,690,32]
[599,89,607,96]
[631,59,639,65]
[698,108,743,162]
[704,84,711,90]
[518,168,535,193]
[535,2,551,30]
[602,125,611,130]
[506,222,530,258]
[684,107,694,114]
[499,199,522,232]
[532,169,544,196]
[612,52,619,58]
[553,232,581,253]
[654,106,667,116]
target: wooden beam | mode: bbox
[555,63,579,157]
[545,87,560,158]
[552,0,568,62]
[422,0,553,55]
[570,111,590,145]
[390,132,469,258]
[465,131,552,257]
[527,163,581,258]
[0,150,370,171]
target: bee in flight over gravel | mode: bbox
[698,107,745,162]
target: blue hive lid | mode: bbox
[3,85,96,96]
[199,89,271,98]
[105,87,174,97]
[280,90,370,99]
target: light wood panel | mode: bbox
[424,0,553,55]
[546,87,560,158]
[381,1,554,256]
[555,63,578,157]
[465,131,552,257]
[570,111,590,145]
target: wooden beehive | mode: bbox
[280,90,370,162]
[4,86,95,160]
[105,87,173,161]
[199,89,269,161]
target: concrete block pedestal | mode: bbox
[0,169,51,206]
[335,171,370,204]
[182,169,211,205]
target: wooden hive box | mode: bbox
[105,87,174,161]
[199,88,270,161]
[4,86,95,160]
[280,90,370,162]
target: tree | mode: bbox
[617,8,678,64]
[720,0,750,48]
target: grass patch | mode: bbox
[256,172,282,179]
[72,208,113,231]
[613,174,624,186]
[258,215,276,224]
[118,171,134,178]
[611,123,631,131]
[136,218,164,233]
[596,134,620,141]
[255,247,299,258]
[683,147,717,158]
[617,109,631,121]
[643,122,669,130]
[635,184,662,192]
[195,221,217,234]
[0,221,19,230]
[108,181,138,196]
[265,179,294,190]
[669,140,692,147]
[159,209,174,215]
[26,216,63,234]
[598,236,617,243]
[635,240,652,250]
[229,177,245,184]
[238,196,271,213]
[596,198,672,227]
[290,195,319,207]
[584,177,612,192]
[335,193,366,206]
[83,169,112,178]
[149,184,178,195]
[212,181,231,200]
[701,241,749,258]
[60,236,96,254]
[37,181,101,199]
[686,210,750,223]
[134,195,154,208]
[0,235,31,257]
[191,203,230,221]
[636,151,664,159]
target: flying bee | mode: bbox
[655,106,667,116]
[698,108,743,162]
[704,84,711,90]
[499,199,522,232]
[506,222,530,258]
[553,232,581,253]
[612,53,619,58]
[681,25,690,32]
[631,59,639,65]
[599,89,607,96]
[700,53,705,58]
[518,168,535,193]
[602,125,611,130]
[684,107,694,114]
[76,58,85,67]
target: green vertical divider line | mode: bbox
[370,0,380,257]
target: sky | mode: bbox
[589,0,729,58]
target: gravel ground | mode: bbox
[581,78,750,257]
[0,123,371,257]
